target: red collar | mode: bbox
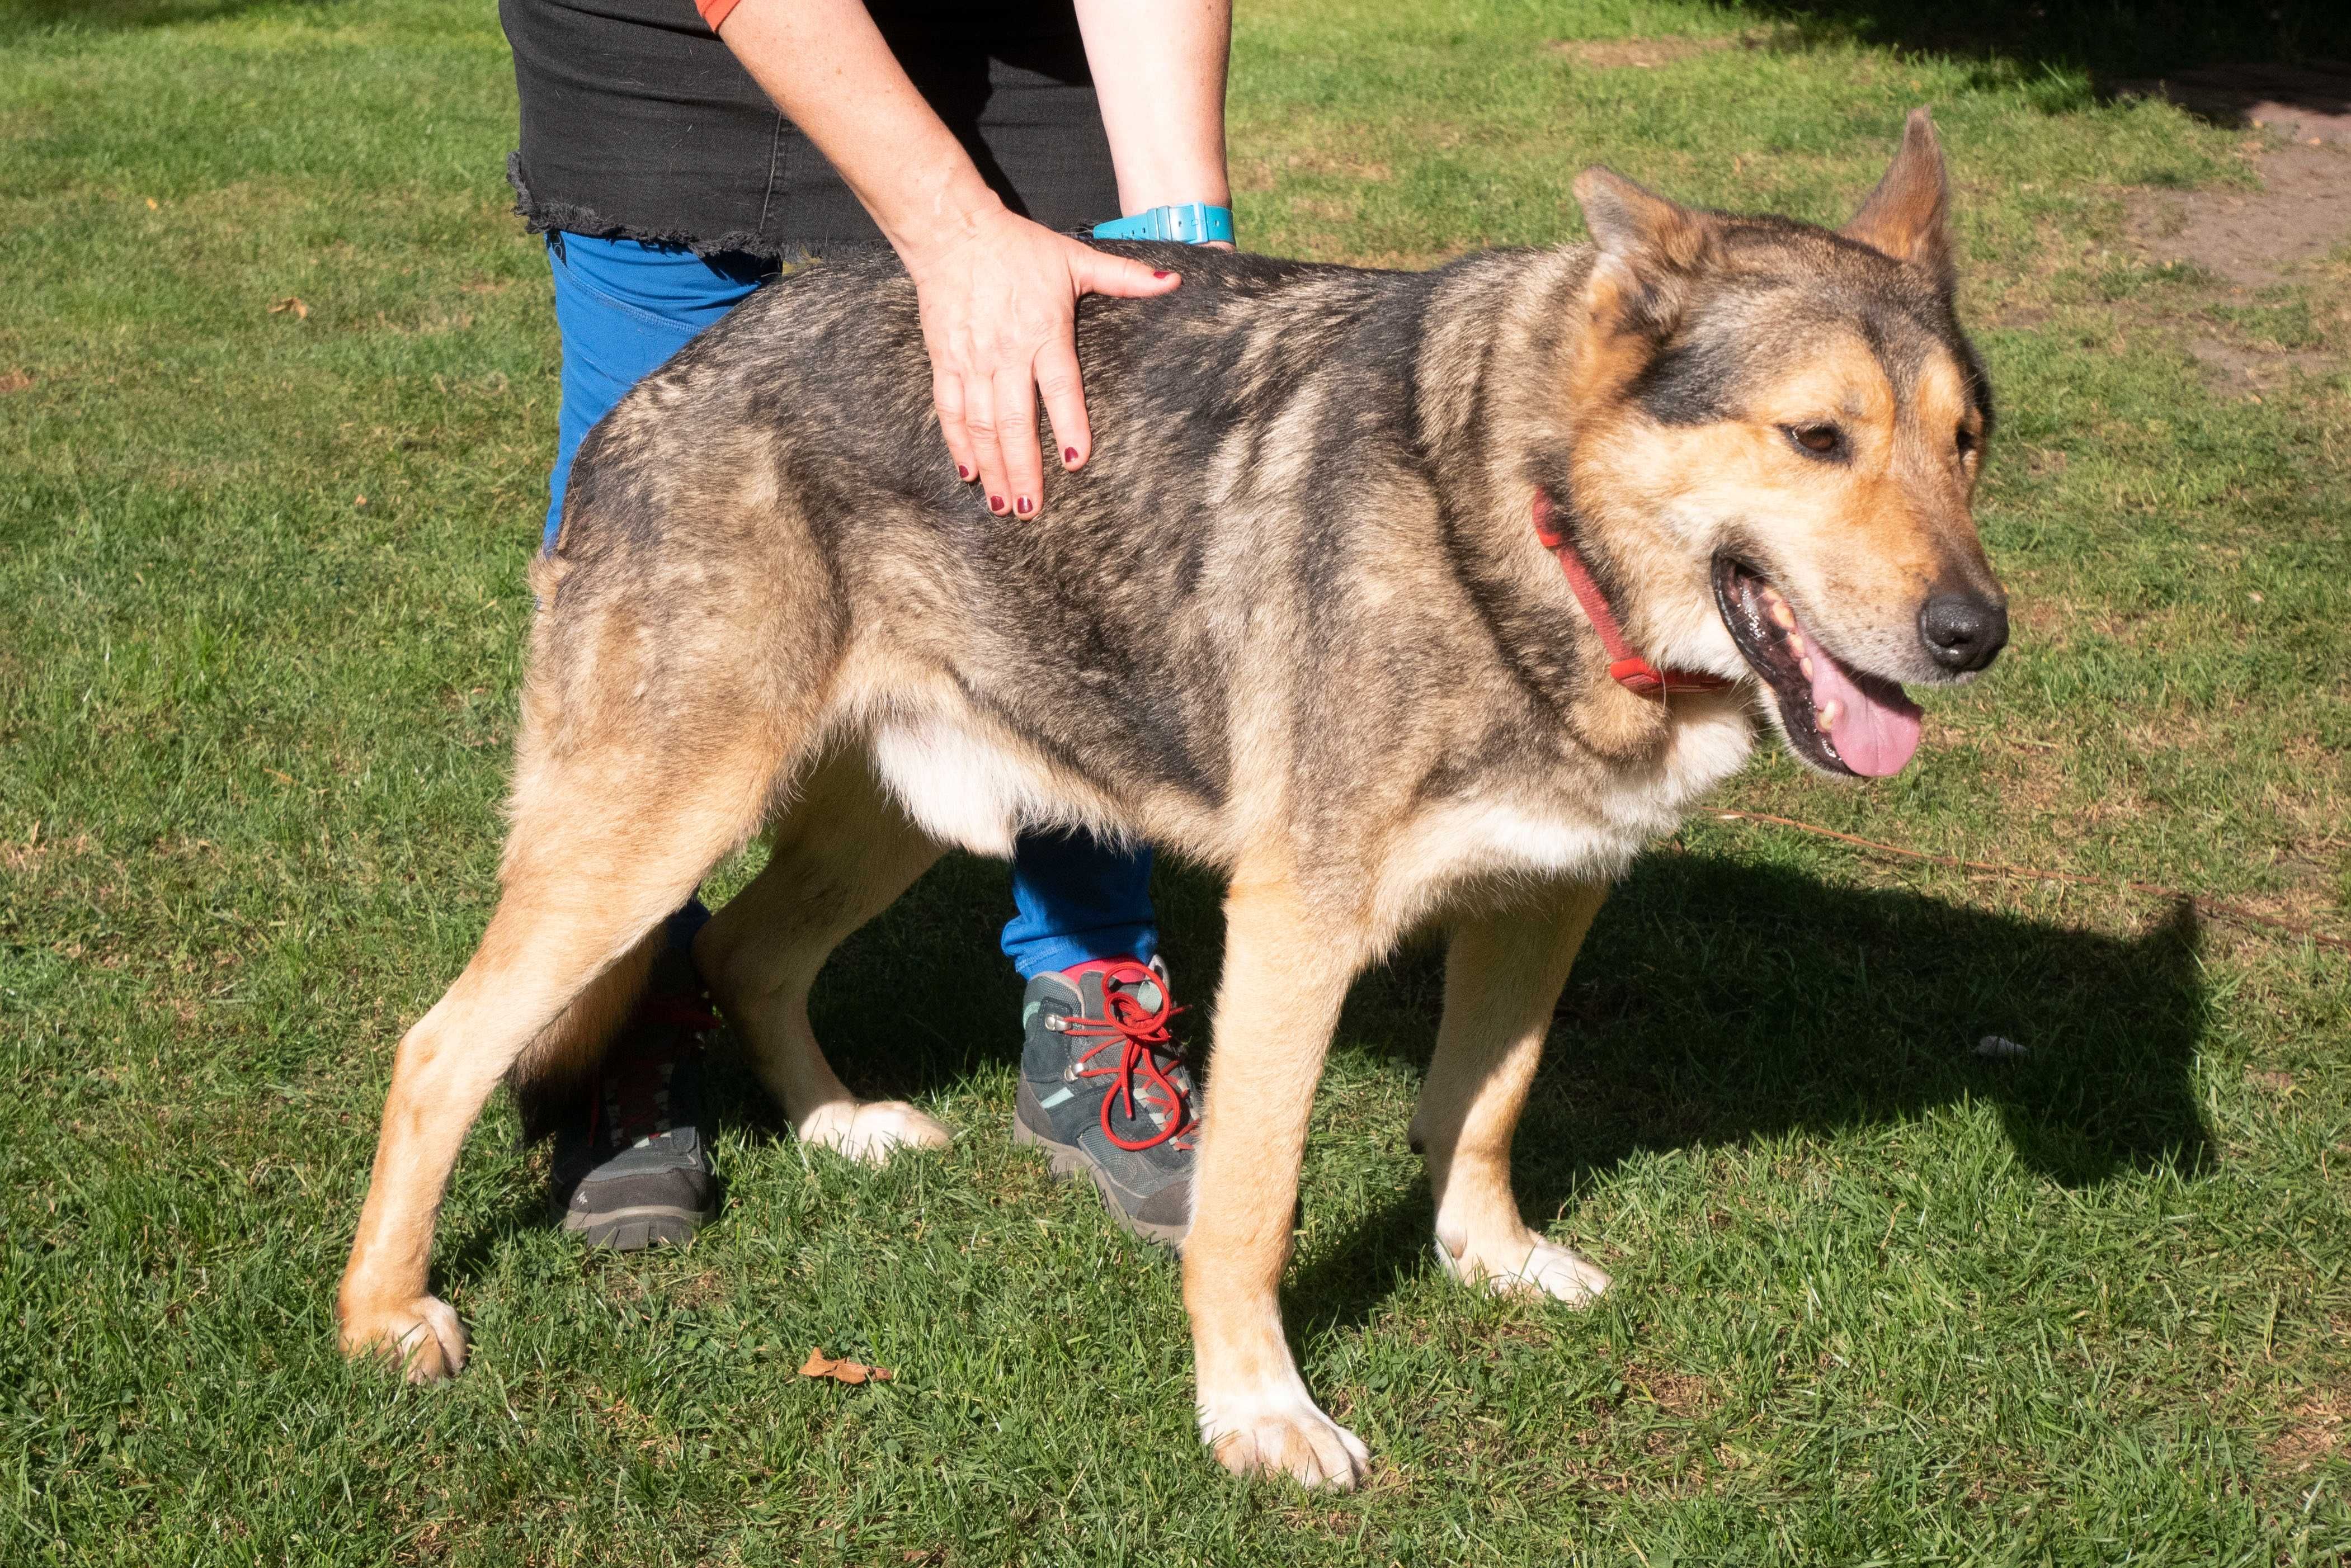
[1532,490,1733,701]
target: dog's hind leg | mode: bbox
[1185,865,1374,1490]
[694,749,952,1162]
[1407,881,1612,1305]
[336,728,787,1382]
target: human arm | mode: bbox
[1075,0,1232,225]
[710,0,1193,516]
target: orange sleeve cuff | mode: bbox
[696,0,741,31]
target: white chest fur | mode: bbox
[1378,698,1756,922]
[865,688,1756,908]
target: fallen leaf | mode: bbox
[269,296,309,320]
[353,494,368,508]
[146,197,158,210]
[799,1348,893,1385]
[0,370,30,395]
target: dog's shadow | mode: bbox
[1285,853,2208,1335]
[745,847,2209,1335]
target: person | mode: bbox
[499,0,1233,1249]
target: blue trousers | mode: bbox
[544,233,1157,979]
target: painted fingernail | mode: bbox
[1152,270,1174,280]
[1063,446,1080,465]
[988,494,1006,512]
[1015,495,1035,516]
[957,464,972,480]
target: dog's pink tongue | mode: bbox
[1807,640,1923,777]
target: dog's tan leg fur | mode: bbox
[1409,883,1612,1304]
[502,927,661,1140]
[337,731,784,1381]
[1185,867,1372,1490]
[695,750,951,1161]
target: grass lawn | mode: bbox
[5,0,2350,1561]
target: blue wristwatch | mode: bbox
[1092,202,1235,244]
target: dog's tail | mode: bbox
[505,928,664,1142]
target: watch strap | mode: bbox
[1091,202,1235,245]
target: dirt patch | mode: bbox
[1631,1367,1720,1419]
[1,828,93,875]
[2121,64,2351,288]
[2127,139,2351,288]
[1547,31,1789,70]
[2268,1386,2345,1472]
[2108,68,2351,388]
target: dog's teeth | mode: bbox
[1816,700,1841,729]
[1784,631,1806,657]
[1800,656,1815,679]
[1768,601,1797,631]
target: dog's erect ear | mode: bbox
[1573,167,1713,273]
[1844,108,1951,282]
[1572,167,1716,348]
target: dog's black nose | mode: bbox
[1918,592,2008,673]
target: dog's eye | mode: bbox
[1955,424,1978,457]
[1784,424,1843,459]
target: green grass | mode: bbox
[4,0,2350,1562]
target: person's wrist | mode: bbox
[890,189,1016,281]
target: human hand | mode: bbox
[903,205,1180,517]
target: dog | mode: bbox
[337,109,2005,1490]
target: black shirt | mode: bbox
[501,0,1122,261]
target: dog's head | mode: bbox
[1561,110,2005,778]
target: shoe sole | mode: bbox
[1012,1117,1188,1251]
[556,1201,713,1251]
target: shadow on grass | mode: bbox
[0,0,337,42]
[785,847,2206,1330]
[1287,852,2209,1335]
[1720,0,2351,83]
[442,847,2209,1328]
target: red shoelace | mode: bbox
[587,993,719,1151]
[1061,960,1196,1153]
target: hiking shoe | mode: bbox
[550,978,719,1251]
[1013,957,1196,1249]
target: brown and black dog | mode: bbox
[338,111,2005,1489]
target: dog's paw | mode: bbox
[796,1099,953,1164]
[1200,1390,1370,1491]
[1440,1234,1611,1306]
[340,1294,467,1383]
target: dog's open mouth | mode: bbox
[1712,558,1923,778]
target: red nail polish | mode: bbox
[1063,447,1080,464]
[988,494,1005,511]
[1152,270,1173,280]
[957,464,972,480]
[1015,496,1035,515]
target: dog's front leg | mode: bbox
[1185,870,1370,1490]
[1408,881,1613,1303]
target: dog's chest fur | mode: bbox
[860,673,1756,913]
[1372,693,1754,920]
